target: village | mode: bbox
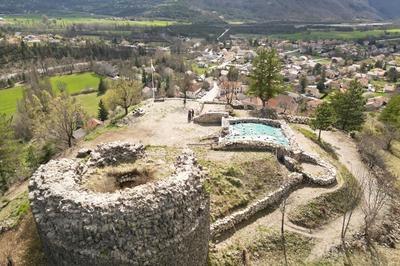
[1,16,400,265]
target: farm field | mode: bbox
[0,72,102,116]
[269,28,400,41]
[3,15,182,28]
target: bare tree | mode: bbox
[361,171,391,259]
[280,198,288,266]
[105,80,142,115]
[340,173,364,265]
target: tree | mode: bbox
[379,96,400,152]
[0,114,21,194]
[37,93,86,148]
[380,95,400,129]
[313,63,322,75]
[247,48,284,108]
[280,198,288,266]
[227,66,239,82]
[311,102,336,141]
[340,175,363,265]
[105,80,142,115]
[180,73,192,106]
[300,75,308,93]
[387,67,398,83]
[316,79,326,93]
[331,80,366,131]
[142,68,147,85]
[361,172,391,253]
[56,81,67,93]
[98,100,108,121]
[97,78,107,96]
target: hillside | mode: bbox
[0,0,398,22]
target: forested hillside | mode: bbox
[0,0,398,22]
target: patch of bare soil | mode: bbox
[301,163,328,177]
[0,212,45,266]
[82,146,179,193]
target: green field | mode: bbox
[0,72,102,117]
[75,92,103,117]
[0,86,24,116]
[50,72,101,95]
[4,15,182,28]
[270,28,400,41]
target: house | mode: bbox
[305,86,322,99]
[267,94,299,114]
[219,81,245,96]
[186,81,202,99]
[367,68,386,80]
[87,118,104,130]
[365,96,388,111]
[383,84,396,93]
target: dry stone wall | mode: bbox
[29,143,210,266]
[193,112,229,124]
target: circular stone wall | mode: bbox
[29,143,210,266]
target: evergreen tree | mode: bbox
[331,80,366,131]
[387,67,398,83]
[380,95,400,129]
[98,99,108,121]
[227,66,239,82]
[311,102,336,141]
[142,68,147,85]
[300,75,308,93]
[247,48,284,107]
[317,79,326,93]
[97,78,107,96]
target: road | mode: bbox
[200,81,220,102]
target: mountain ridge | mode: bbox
[0,0,399,22]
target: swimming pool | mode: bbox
[225,122,289,146]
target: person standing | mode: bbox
[188,110,192,123]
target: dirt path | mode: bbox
[214,126,371,262]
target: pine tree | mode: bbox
[142,68,147,85]
[331,80,366,131]
[311,102,336,141]
[247,48,284,107]
[97,78,107,96]
[98,100,108,121]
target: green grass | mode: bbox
[0,72,101,117]
[0,86,24,116]
[288,167,359,229]
[74,92,103,117]
[209,226,314,265]
[84,124,122,141]
[270,28,400,41]
[0,191,30,231]
[4,15,182,28]
[50,72,101,95]
[196,149,285,222]
[293,126,338,159]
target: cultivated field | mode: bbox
[3,15,182,29]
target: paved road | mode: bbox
[200,82,220,102]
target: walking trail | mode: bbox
[215,126,370,261]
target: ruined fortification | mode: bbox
[29,142,210,266]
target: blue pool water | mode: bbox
[226,123,289,146]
